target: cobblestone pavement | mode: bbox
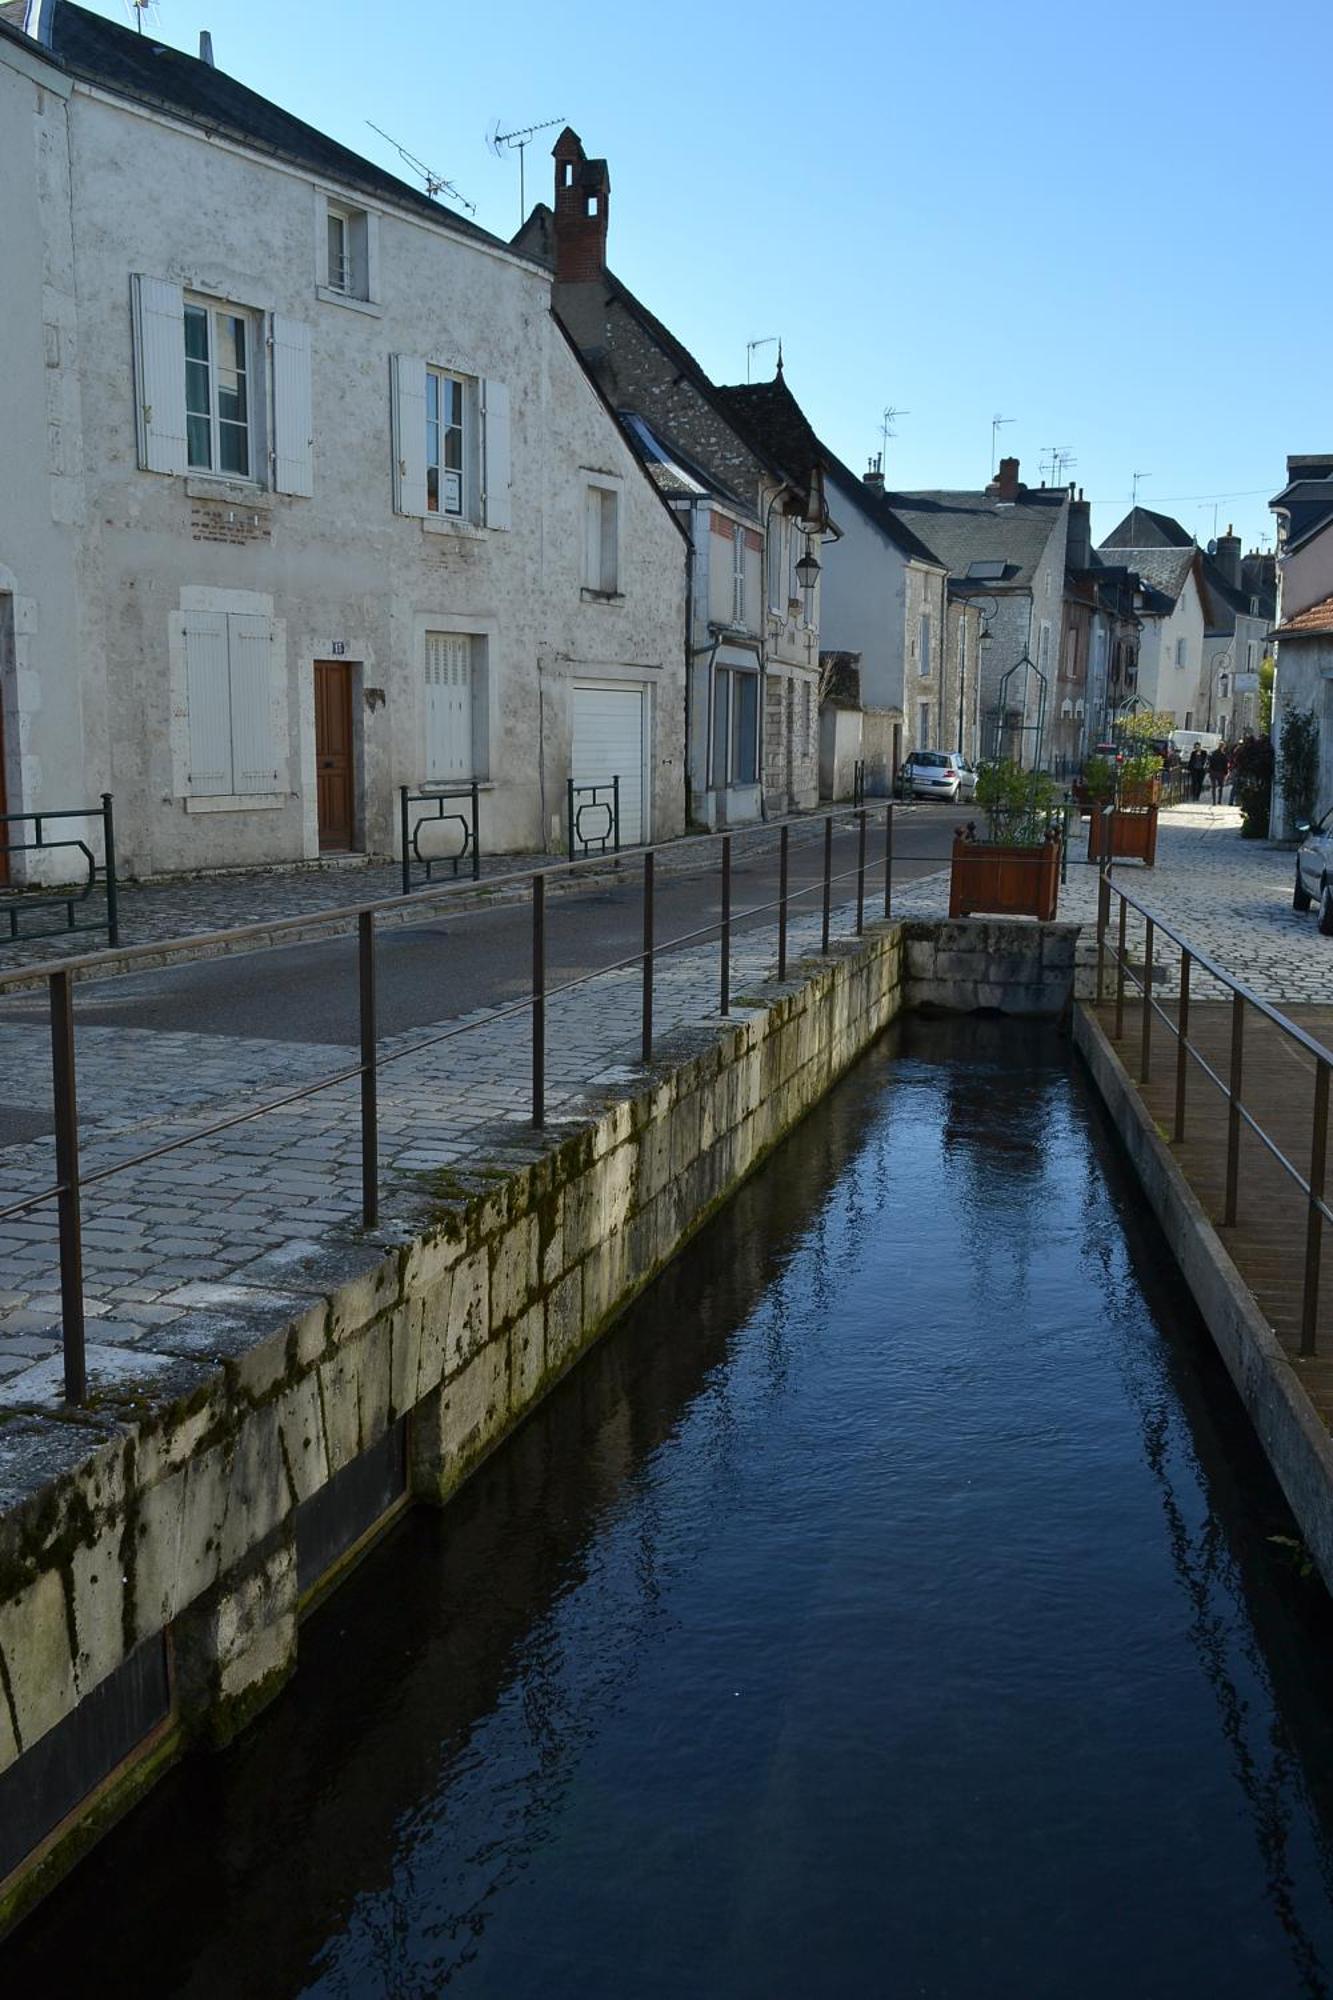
[0,798,1322,1404]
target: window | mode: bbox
[584,485,619,594]
[711,666,759,786]
[131,276,313,495]
[1176,636,1189,668]
[732,523,747,626]
[1037,621,1052,673]
[918,701,931,749]
[319,199,373,302]
[1246,641,1257,674]
[966,559,1006,581]
[327,209,350,293]
[184,300,253,477]
[424,632,477,781]
[767,520,785,613]
[1184,709,1193,729]
[391,357,511,528]
[179,609,280,797]
[918,613,931,679]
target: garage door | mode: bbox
[572,685,646,846]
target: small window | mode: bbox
[584,485,619,594]
[321,199,371,301]
[426,369,468,517]
[966,559,1006,580]
[184,299,253,477]
[1176,636,1188,668]
[918,613,931,678]
[732,523,747,626]
[327,209,349,292]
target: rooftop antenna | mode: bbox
[366,122,475,214]
[747,336,779,382]
[125,0,160,31]
[991,413,1015,476]
[1042,445,1076,487]
[1131,470,1151,506]
[487,116,566,227]
[880,405,909,466]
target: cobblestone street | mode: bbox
[0,799,1324,1400]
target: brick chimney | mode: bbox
[863,454,885,493]
[986,456,1022,502]
[1066,488,1091,569]
[552,127,609,285]
[1214,524,1242,590]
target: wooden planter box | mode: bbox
[948,832,1060,921]
[1088,803,1159,867]
[1119,777,1162,808]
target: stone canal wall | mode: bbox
[0,917,1076,1930]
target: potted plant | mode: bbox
[1118,750,1163,808]
[1087,750,1162,866]
[949,761,1061,920]
[1075,753,1117,812]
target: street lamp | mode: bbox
[1206,651,1229,731]
[794,540,820,594]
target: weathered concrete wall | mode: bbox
[903,919,1078,1017]
[1073,1004,1333,1594]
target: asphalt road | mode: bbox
[0,807,957,1144]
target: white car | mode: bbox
[1294,812,1333,934]
[902,750,978,803]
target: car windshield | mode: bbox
[913,752,951,768]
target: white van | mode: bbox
[1169,729,1223,760]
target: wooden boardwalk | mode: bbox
[1091,994,1333,1427]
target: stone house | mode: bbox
[1271,455,1333,629]
[516,131,827,828]
[817,451,983,784]
[889,460,1070,768]
[0,4,686,882]
[1267,595,1333,832]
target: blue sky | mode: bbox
[79,0,1327,551]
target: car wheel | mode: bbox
[1320,881,1333,937]
[1294,867,1313,912]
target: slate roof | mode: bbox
[40,0,515,255]
[617,412,750,514]
[1271,594,1333,642]
[1094,544,1196,608]
[1101,507,1194,550]
[713,379,824,489]
[818,452,947,568]
[886,488,1065,591]
[1270,474,1333,556]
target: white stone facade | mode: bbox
[0,33,686,880]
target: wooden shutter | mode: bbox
[391,354,428,516]
[482,378,512,530]
[181,610,232,794]
[227,614,280,793]
[132,275,188,475]
[271,315,314,497]
[424,633,473,781]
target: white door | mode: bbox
[572,685,646,845]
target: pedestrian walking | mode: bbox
[1207,742,1228,805]
[1188,745,1207,801]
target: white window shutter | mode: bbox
[227,613,280,793]
[482,378,512,530]
[181,610,232,794]
[391,354,428,516]
[271,315,314,497]
[132,274,187,475]
[424,633,473,781]
[601,491,618,592]
[584,487,601,589]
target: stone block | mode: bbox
[273,1375,329,1508]
[508,1305,544,1410]
[133,1445,229,1638]
[400,1226,466,1303]
[490,1212,538,1329]
[174,1534,298,1748]
[68,1516,126,1698]
[0,1567,78,1764]
[544,1268,584,1373]
[409,1340,510,1503]
[444,1248,489,1379]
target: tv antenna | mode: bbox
[1041,444,1076,486]
[991,413,1015,475]
[746,336,779,382]
[880,405,909,463]
[125,0,161,31]
[1131,470,1151,506]
[488,116,566,226]
[366,122,475,213]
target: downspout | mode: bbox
[683,523,695,827]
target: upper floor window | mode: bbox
[318,197,375,304]
[184,300,252,477]
[584,483,620,594]
[732,522,747,626]
[426,368,468,516]
[1176,636,1189,668]
[918,612,931,678]
[391,355,511,530]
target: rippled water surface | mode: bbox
[10,1017,1333,1998]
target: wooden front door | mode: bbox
[314,661,355,852]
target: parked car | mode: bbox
[901,750,979,802]
[1293,811,1333,935]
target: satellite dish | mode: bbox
[1206,538,1218,556]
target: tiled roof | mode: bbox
[713,378,824,488]
[887,488,1065,590]
[1271,594,1333,641]
[1094,543,1195,608]
[1101,506,1194,550]
[45,1,513,255]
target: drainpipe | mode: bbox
[683,524,695,826]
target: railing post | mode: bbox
[1114,894,1127,1041]
[613,775,621,855]
[358,910,379,1230]
[532,873,545,1127]
[883,802,893,919]
[399,786,411,897]
[567,778,576,861]
[1139,916,1154,1083]
[101,793,120,947]
[1174,948,1191,1142]
[1061,790,1070,887]
[641,850,654,1064]
[856,807,866,935]
[821,814,832,953]
[1095,862,1108,1005]
[1301,1058,1329,1358]
[720,832,731,1015]
[470,779,481,883]
[1225,990,1244,1226]
[49,969,86,1404]
[778,823,789,983]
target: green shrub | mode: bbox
[1279,705,1320,829]
[973,761,1058,846]
[1233,734,1275,838]
[1081,755,1116,802]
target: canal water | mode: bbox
[9,1016,1333,1998]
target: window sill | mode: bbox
[420,513,486,540]
[580,587,624,604]
[183,792,286,813]
[416,779,495,793]
[315,286,383,317]
[186,476,272,508]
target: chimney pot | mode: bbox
[199,29,214,64]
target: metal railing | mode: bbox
[1094,855,1333,1359]
[0,799,1105,1406]
[568,778,619,858]
[399,783,481,892]
[1,796,119,949]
